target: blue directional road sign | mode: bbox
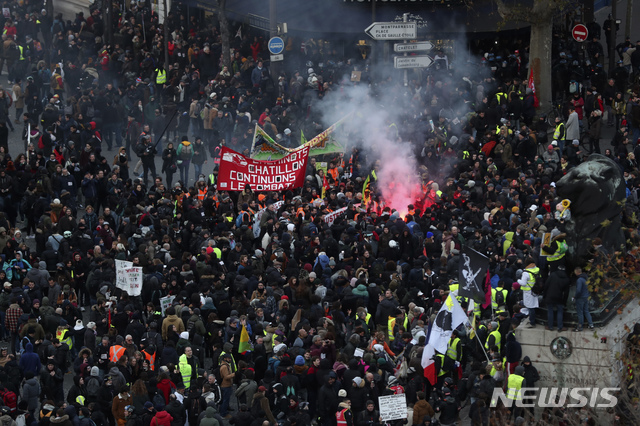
[268,37,285,55]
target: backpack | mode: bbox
[526,269,544,295]
[193,101,203,119]
[198,104,209,120]
[186,319,197,339]
[15,414,25,426]
[569,80,579,94]
[52,20,65,35]
[0,388,17,413]
[180,143,193,160]
[212,366,223,384]
[495,289,506,307]
[152,392,165,409]
[85,375,101,398]
[285,384,295,397]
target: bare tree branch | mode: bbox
[493,0,535,23]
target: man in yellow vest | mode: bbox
[485,321,502,354]
[155,66,167,95]
[492,281,509,315]
[506,365,527,418]
[178,346,199,389]
[518,257,540,328]
[446,330,462,365]
[542,232,568,272]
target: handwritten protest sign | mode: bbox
[159,295,176,316]
[115,259,143,296]
[379,394,407,422]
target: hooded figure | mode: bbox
[22,371,41,412]
[199,407,220,426]
[19,342,41,376]
[26,261,51,288]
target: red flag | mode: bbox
[423,360,437,385]
[482,270,492,309]
[528,69,539,108]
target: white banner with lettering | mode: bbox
[115,259,143,296]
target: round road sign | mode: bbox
[268,37,285,55]
[572,24,588,42]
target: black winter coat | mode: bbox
[543,269,570,305]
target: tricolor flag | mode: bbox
[421,295,467,385]
[239,324,252,354]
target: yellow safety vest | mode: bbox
[76,395,86,406]
[446,337,460,361]
[218,351,236,372]
[553,122,565,140]
[547,240,568,262]
[18,45,25,61]
[506,374,525,400]
[56,329,73,350]
[485,330,501,351]
[522,267,539,292]
[178,353,192,389]
[387,314,408,342]
[436,353,447,376]
[156,69,167,84]
[492,288,508,310]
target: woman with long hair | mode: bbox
[130,379,148,415]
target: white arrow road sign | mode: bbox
[365,22,417,40]
[394,42,433,53]
[394,55,434,69]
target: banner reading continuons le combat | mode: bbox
[217,146,309,192]
[250,113,351,160]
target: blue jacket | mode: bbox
[575,273,590,299]
[19,343,41,376]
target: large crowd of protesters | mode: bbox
[0,1,640,426]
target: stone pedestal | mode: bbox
[515,301,640,390]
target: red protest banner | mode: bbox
[218,145,309,192]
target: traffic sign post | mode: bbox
[394,41,433,53]
[394,56,434,69]
[364,22,417,40]
[572,24,588,42]
[268,37,285,55]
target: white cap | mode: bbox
[338,389,347,398]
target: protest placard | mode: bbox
[115,259,143,296]
[159,295,176,316]
[379,394,407,422]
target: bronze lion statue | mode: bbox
[556,154,626,266]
